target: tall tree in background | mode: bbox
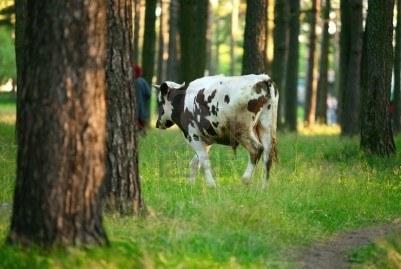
[394,0,401,132]
[9,1,108,246]
[157,0,169,83]
[230,0,240,75]
[106,0,143,215]
[179,0,208,82]
[242,0,267,74]
[272,0,289,126]
[360,0,396,156]
[284,0,300,131]
[315,0,331,123]
[167,0,180,81]
[339,0,363,135]
[142,0,157,83]
[133,0,142,63]
[304,0,320,127]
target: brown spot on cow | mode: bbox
[247,96,268,114]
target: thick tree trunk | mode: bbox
[339,0,363,136]
[142,0,157,83]
[106,0,143,215]
[166,0,180,81]
[360,0,396,156]
[394,0,401,132]
[9,1,108,246]
[272,0,289,127]
[316,0,331,124]
[179,0,208,82]
[156,0,169,84]
[304,0,320,127]
[133,0,141,63]
[242,0,267,75]
[230,0,239,76]
[284,0,300,131]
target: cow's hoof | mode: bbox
[188,179,196,185]
[206,181,217,188]
[241,176,251,185]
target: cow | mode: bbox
[155,74,278,188]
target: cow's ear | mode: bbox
[160,82,169,95]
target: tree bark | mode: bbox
[304,0,320,127]
[156,0,169,84]
[272,0,289,127]
[360,0,396,156]
[166,0,180,81]
[133,0,142,63]
[339,0,363,136]
[242,0,267,75]
[230,0,239,76]
[179,0,208,82]
[106,0,143,215]
[394,0,401,132]
[284,0,300,131]
[142,0,157,83]
[9,0,108,246]
[316,0,331,124]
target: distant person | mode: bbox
[327,93,338,125]
[133,64,151,133]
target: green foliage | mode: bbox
[0,26,16,84]
[0,95,401,268]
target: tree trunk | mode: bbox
[133,0,142,63]
[394,0,401,132]
[242,0,267,75]
[206,2,214,75]
[156,0,169,84]
[179,0,208,82]
[272,0,289,127]
[315,0,331,124]
[339,0,363,136]
[304,0,320,127]
[9,1,108,246]
[142,0,157,84]
[166,0,180,81]
[230,0,239,76]
[284,0,300,131]
[360,0,396,156]
[106,0,143,215]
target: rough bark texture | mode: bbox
[156,0,169,84]
[316,0,331,124]
[142,0,157,83]
[272,0,289,127]
[304,0,319,127]
[339,0,363,135]
[360,0,396,156]
[9,0,108,246]
[394,0,401,132]
[106,0,143,215]
[133,0,141,63]
[284,0,300,131]
[179,0,208,82]
[166,0,180,81]
[242,0,267,75]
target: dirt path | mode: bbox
[297,219,401,269]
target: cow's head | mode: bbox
[154,81,185,129]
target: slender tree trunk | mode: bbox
[285,0,300,131]
[179,0,208,82]
[272,0,289,127]
[394,0,401,132]
[304,0,320,127]
[206,2,214,75]
[157,0,169,84]
[230,0,239,76]
[242,0,267,75]
[142,0,157,83]
[9,1,108,246]
[133,0,141,63]
[166,0,180,81]
[316,0,331,124]
[360,0,396,156]
[106,0,143,215]
[339,0,363,136]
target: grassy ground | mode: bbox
[1,93,401,268]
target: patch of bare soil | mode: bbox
[296,219,401,269]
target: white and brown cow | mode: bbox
[155,74,278,188]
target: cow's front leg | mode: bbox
[189,142,216,187]
[188,154,199,184]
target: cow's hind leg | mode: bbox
[189,142,216,187]
[258,120,276,189]
[188,155,199,184]
[240,136,263,185]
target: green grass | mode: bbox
[1,94,401,268]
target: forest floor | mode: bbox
[1,92,401,268]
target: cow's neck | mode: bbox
[170,89,187,131]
